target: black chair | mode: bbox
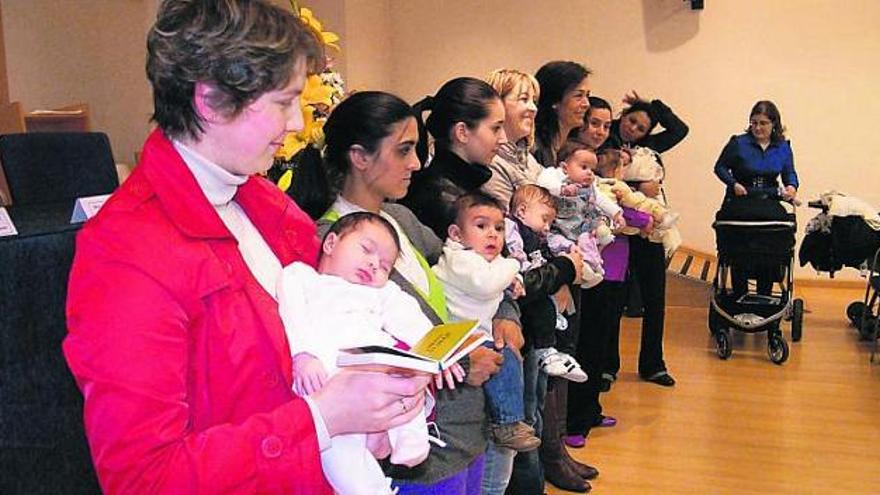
[0,132,118,206]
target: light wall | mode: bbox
[351,0,880,280]
[3,0,878,280]
[2,0,153,165]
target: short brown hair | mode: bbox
[557,139,594,165]
[510,184,557,214]
[596,149,624,178]
[147,0,323,140]
[452,191,504,226]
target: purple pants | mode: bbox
[392,455,485,495]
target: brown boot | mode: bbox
[555,381,600,480]
[541,378,591,493]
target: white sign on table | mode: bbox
[70,194,111,224]
[0,206,17,237]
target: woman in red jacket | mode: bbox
[63,1,429,493]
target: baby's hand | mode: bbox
[561,184,580,197]
[435,363,466,390]
[293,353,328,396]
[508,278,525,299]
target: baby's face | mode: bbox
[562,150,597,186]
[319,221,398,288]
[453,205,506,262]
[516,201,556,235]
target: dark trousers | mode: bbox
[555,284,580,356]
[628,236,668,377]
[567,280,625,435]
[732,265,776,296]
[506,350,547,494]
[521,297,557,350]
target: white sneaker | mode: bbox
[536,348,588,383]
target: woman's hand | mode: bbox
[639,180,662,198]
[623,90,646,106]
[562,247,584,283]
[435,363,466,389]
[292,353,328,396]
[782,185,797,201]
[613,212,626,229]
[312,370,431,437]
[733,183,748,196]
[492,318,524,360]
[464,346,503,386]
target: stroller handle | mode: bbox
[744,186,801,206]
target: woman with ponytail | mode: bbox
[296,90,507,494]
[400,77,507,239]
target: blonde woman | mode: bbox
[482,69,543,209]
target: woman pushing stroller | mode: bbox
[714,100,800,296]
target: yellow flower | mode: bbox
[298,7,340,51]
[301,74,334,108]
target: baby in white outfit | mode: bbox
[278,212,459,495]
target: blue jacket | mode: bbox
[714,133,798,193]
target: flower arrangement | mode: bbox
[271,1,345,192]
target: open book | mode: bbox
[336,320,487,374]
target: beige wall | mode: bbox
[3,0,878,280]
[350,0,880,280]
[2,0,153,165]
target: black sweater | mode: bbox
[400,148,493,240]
[605,99,689,156]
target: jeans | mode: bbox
[481,442,515,495]
[505,350,548,495]
[482,343,525,424]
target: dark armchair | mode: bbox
[0,132,118,207]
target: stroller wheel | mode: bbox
[846,301,866,328]
[708,306,722,335]
[715,329,732,360]
[791,299,804,342]
[768,334,789,364]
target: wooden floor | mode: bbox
[549,281,880,494]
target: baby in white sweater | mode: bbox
[432,192,541,452]
[278,212,461,495]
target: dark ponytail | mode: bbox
[412,77,500,164]
[292,91,416,220]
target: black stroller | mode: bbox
[709,190,804,364]
[799,197,880,350]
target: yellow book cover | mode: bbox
[410,320,480,362]
[336,320,486,373]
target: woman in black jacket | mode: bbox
[401,77,507,240]
[609,91,689,388]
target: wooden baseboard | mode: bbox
[794,278,866,289]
